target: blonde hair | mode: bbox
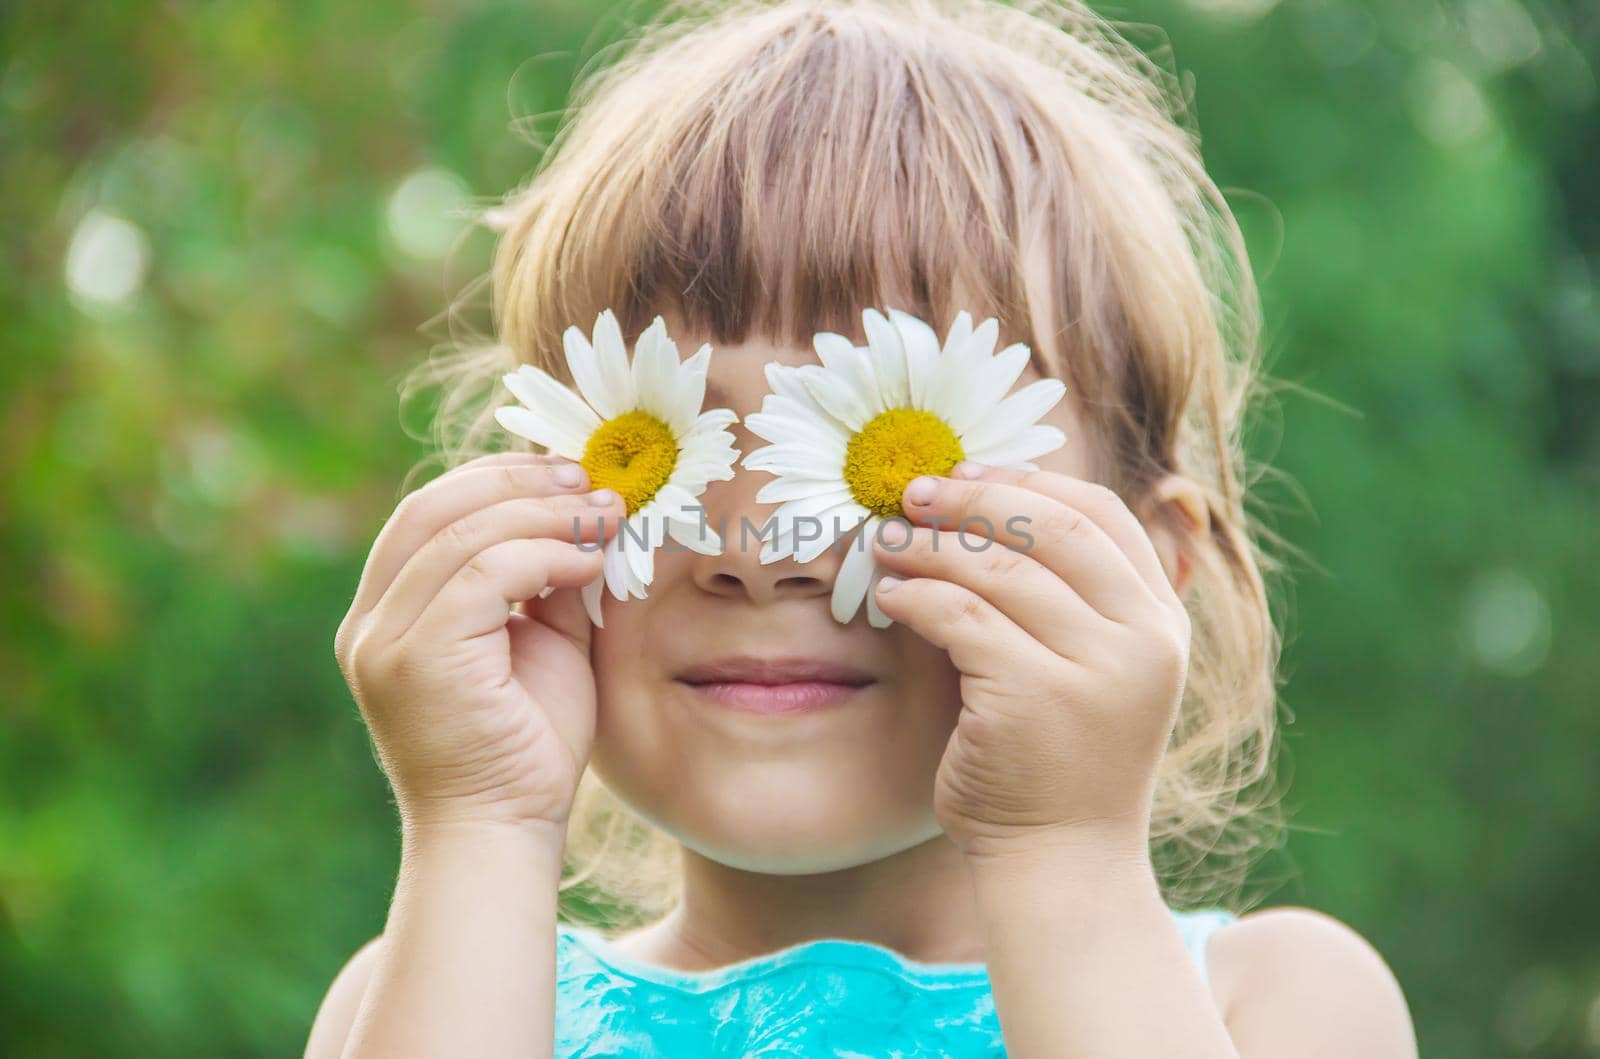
[403,0,1296,929]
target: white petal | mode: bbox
[958,379,1066,454]
[757,509,835,563]
[647,509,672,551]
[672,429,737,479]
[744,408,848,457]
[650,482,703,522]
[798,363,873,432]
[764,361,820,407]
[682,437,739,468]
[862,308,910,408]
[563,324,617,419]
[866,577,893,628]
[746,394,848,442]
[672,345,713,435]
[590,309,638,414]
[493,405,586,460]
[743,443,847,480]
[756,525,797,563]
[503,365,602,439]
[631,317,680,421]
[943,311,975,359]
[888,308,941,409]
[831,522,878,624]
[761,501,866,565]
[795,522,851,564]
[961,315,1001,362]
[774,489,864,521]
[621,514,655,591]
[685,406,739,436]
[581,574,605,627]
[946,342,1032,435]
[674,461,737,491]
[667,515,722,555]
[812,330,859,375]
[811,336,883,421]
[672,462,735,492]
[601,535,631,602]
[769,489,858,531]
[925,315,996,419]
[678,441,739,472]
[679,439,739,473]
[966,424,1067,467]
[756,476,849,504]
[609,529,652,598]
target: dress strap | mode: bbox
[1172,908,1237,984]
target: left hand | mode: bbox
[870,462,1193,866]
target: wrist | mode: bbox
[968,846,1166,960]
[401,812,570,863]
[964,824,1156,904]
[962,812,1150,870]
[399,791,572,841]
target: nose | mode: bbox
[689,457,839,605]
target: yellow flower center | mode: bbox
[843,409,965,519]
[580,410,679,515]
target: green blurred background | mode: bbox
[3,0,1596,1055]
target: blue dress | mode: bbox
[554,907,1236,1057]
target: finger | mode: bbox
[952,463,1181,609]
[898,474,1160,624]
[405,537,605,643]
[516,575,595,650]
[352,456,598,619]
[871,523,1104,660]
[870,574,1059,682]
[366,491,625,644]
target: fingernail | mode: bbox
[877,519,909,547]
[904,476,938,506]
[587,488,618,506]
[553,463,586,488]
[951,461,987,480]
[877,575,904,593]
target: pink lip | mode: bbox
[677,656,876,716]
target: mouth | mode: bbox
[675,656,877,715]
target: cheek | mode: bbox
[586,555,694,781]
[891,630,966,755]
[588,606,656,757]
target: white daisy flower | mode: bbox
[742,307,1067,628]
[493,308,738,627]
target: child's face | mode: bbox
[588,324,1095,873]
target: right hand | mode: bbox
[334,452,624,834]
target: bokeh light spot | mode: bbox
[64,209,150,307]
[385,167,471,260]
[1461,568,1552,677]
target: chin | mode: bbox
[590,742,942,874]
[678,805,948,876]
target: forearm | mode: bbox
[341,819,568,1059]
[969,839,1240,1059]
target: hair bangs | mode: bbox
[490,1,1052,372]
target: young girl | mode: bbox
[306,0,1417,1055]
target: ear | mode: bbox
[1133,474,1210,600]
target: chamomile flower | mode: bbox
[742,307,1067,628]
[493,309,738,627]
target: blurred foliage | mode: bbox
[2,0,1597,1055]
